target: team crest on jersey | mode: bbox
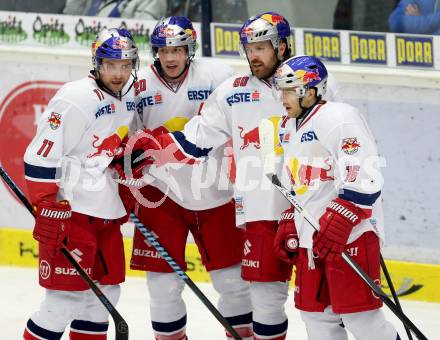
[48,112,61,130]
[341,137,361,155]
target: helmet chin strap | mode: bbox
[296,92,322,127]
[267,59,281,81]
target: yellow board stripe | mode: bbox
[1,228,439,302]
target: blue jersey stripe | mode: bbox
[339,188,381,206]
[172,131,212,158]
[24,162,60,180]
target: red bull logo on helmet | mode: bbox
[261,13,284,25]
[112,39,128,49]
[184,28,197,40]
[48,112,61,130]
[241,27,254,37]
[91,41,102,54]
[158,26,176,38]
[294,69,321,85]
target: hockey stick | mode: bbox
[0,165,129,340]
[381,255,413,340]
[258,119,427,340]
[129,213,243,340]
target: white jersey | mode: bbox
[177,74,289,223]
[278,101,385,248]
[176,72,339,224]
[24,75,137,219]
[135,58,235,210]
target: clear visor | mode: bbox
[276,86,306,100]
[99,60,136,75]
[239,38,277,58]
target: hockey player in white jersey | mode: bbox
[272,55,400,340]
[123,16,253,340]
[22,28,138,340]
[128,11,343,340]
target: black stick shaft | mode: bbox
[381,255,413,340]
[270,174,427,340]
[130,213,243,340]
[0,165,129,340]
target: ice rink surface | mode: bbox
[1,267,439,340]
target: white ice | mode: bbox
[1,267,438,339]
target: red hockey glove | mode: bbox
[274,207,299,263]
[111,128,156,179]
[313,198,367,261]
[33,200,71,257]
[118,181,141,216]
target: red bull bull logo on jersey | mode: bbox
[238,126,260,150]
[48,112,61,130]
[342,137,361,155]
[87,126,128,158]
[287,157,334,195]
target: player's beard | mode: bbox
[250,58,279,80]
